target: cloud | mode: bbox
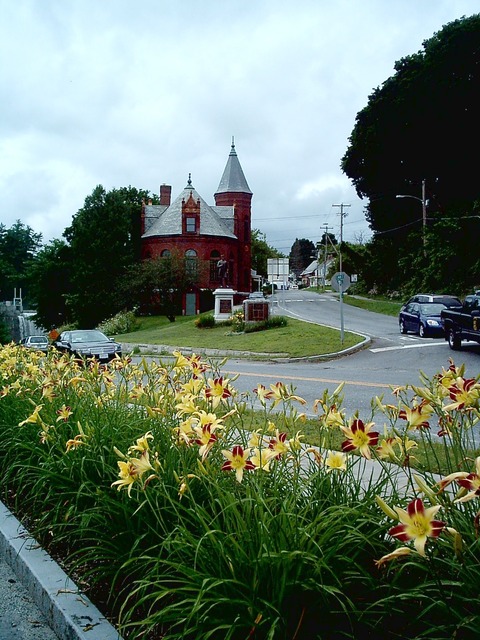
[1,0,478,251]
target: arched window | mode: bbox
[161,249,171,257]
[185,249,198,277]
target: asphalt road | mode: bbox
[221,290,480,419]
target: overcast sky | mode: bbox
[1,0,478,254]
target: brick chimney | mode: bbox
[160,184,171,206]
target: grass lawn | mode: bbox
[115,313,365,358]
[342,294,402,316]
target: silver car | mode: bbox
[20,335,49,352]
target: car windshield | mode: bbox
[71,330,109,343]
[419,303,446,314]
[30,337,47,343]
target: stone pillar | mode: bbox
[213,288,235,322]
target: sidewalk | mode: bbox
[0,500,122,640]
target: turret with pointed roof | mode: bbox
[140,141,253,313]
[214,139,252,291]
[215,138,252,196]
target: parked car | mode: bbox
[399,302,446,337]
[400,294,462,311]
[248,291,266,299]
[53,329,122,361]
[442,294,480,350]
[19,335,49,353]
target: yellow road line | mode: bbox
[223,370,394,389]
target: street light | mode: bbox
[396,179,427,255]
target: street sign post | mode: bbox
[330,272,350,343]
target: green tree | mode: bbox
[27,239,73,330]
[251,229,283,278]
[121,250,208,320]
[289,238,315,278]
[64,185,158,327]
[0,221,42,305]
[341,14,480,294]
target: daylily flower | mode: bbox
[172,350,190,370]
[19,404,44,426]
[204,377,234,407]
[111,451,154,497]
[65,433,87,452]
[180,378,204,398]
[56,405,73,422]
[193,424,218,460]
[398,399,433,430]
[250,447,276,471]
[314,402,346,429]
[129,384,146,401]
[376,436,400,462]
[248,430,264,448]
[268,382,306,407]
[175,416,196,445]
[440,456,480,503]
[388,498,445,556]
[41,383,56,401]
[437,414,455,437]
[128,431,154,454]
[288,430,304,451]
[341,418,379,459]
[175,396,199,416]
[221,445,255,482]
[269,430,290,458]
[435,360,466,393]
[325,450,347,472]
[176,353,209,378]
[444,377,480,411]
[253,383,274,405]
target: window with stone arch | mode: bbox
[210,250,221,282]
[161,249,171,258]
[185,249,198,277]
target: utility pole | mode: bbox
[332,203,350,344]
[320,223,332,288]
[333,203,350,272]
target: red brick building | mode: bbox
[140,141,252,314]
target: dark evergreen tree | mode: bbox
[289,238,316,278]
[341,14,480,294]
[27,239,73,330]
[0,221,42,305]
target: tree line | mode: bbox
[0,187,281,334]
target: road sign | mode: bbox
[331,272,351,292]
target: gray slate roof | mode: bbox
[215,142,252,195]
[142,182,237,239]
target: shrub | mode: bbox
[194,314,216,329]
[244,315,288,333]
[97,310,139,336]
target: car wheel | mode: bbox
[419,324,426,338]
[399,320,407,334]
[448,329,461,350]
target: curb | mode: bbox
[0,500,122,640]
[120,335,371,362]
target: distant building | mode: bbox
[141,141,252,314]
[301,257,334,287]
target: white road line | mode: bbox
[371,342,448,353]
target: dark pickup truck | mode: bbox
[441,295,480,350]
